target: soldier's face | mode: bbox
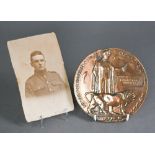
[31,54,46,71]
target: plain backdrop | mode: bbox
[0,21,154,132]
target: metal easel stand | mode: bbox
[40,115,44,128]
[126,114,130,121]
[93,115,97,122]
[56,111,69,121]
[63,112,69,121]
[61,108,69,121]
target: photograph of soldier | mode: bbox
[25,51,65,97]
[7,33,74,122]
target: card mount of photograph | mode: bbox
[7,32,74,122]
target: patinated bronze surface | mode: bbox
[74,48,148,122]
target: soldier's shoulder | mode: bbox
[47,71,60,77]
[47,71,64,83]
[25,74,36,85]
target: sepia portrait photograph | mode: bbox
[7,33,74,122]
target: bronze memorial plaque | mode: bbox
[74,48,148,122]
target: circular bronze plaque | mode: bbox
[74,48,148,122]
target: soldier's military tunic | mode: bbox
[25,70,65,97]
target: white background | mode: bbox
[0,0,154,155]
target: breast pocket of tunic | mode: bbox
[49,80,64,93]
[32,84,50,96]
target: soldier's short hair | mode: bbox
[30,51,45,62]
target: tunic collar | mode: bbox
[34,69,47,76]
